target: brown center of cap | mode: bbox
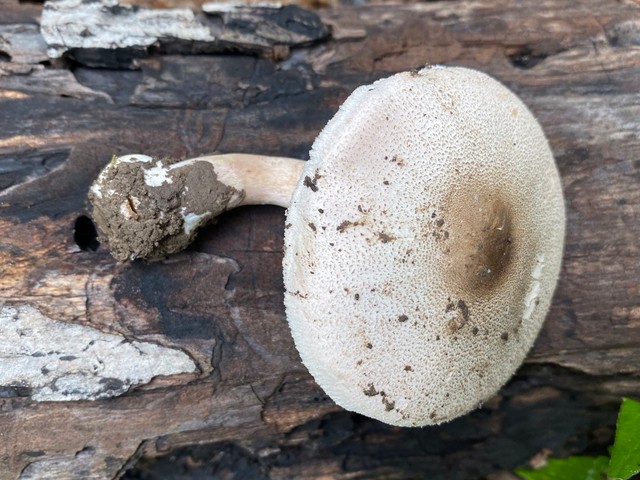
[444,187,515,297]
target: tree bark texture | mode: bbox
[1,0,639,478]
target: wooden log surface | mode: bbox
[1,0,640,478]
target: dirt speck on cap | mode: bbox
[363,384,378,396]
[376,231,396,243]
[303,171,321,192]
[383,397,395,411]
[337,220,361,233]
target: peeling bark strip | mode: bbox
[0,23,112,100]
[41,0,214,59]
[40,0,329,65]
[0,305,196,401]
[202,3,330,49]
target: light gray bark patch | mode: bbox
[0,24,111,100]
[0,305,196,401]
[0,68,114,101]
[20,447,105,480]
[0,24,48,64]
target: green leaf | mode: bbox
[608,397,640,480]
[515,456,609,480]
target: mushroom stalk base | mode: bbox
[88,153,304,262]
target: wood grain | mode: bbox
[1,0,639,478]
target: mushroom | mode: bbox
[283,66,565,426]
[89,66,565,427]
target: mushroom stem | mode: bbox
[193,153,305,208]
[88,152,304,261]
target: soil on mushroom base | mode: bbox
[89,159,241,261]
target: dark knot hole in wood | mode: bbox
[74,215,100,252]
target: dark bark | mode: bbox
[1,0,639,478]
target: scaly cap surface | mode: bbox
[283,66,565,426]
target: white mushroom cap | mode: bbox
[283,66,565,427]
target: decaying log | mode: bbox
[1,0,639,478]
